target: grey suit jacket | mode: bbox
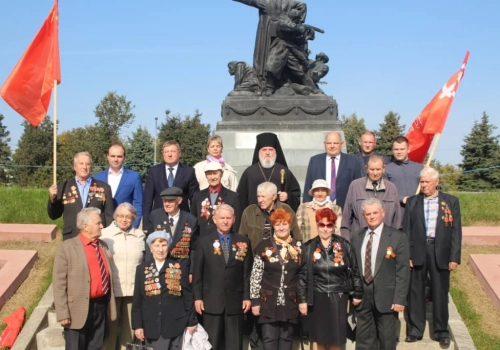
[352,224,410,313]
[53,235,117,329]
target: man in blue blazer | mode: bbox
[142,141,199,233]
[303,131,362,208]
[94,144,143,228]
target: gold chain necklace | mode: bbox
[258,163,275,182]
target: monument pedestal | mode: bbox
[216,95,345,189]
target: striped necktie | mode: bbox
[364,232,375,285]
[90,241,110,294]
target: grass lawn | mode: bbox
[454,192,500,226]
[450,245,500,350]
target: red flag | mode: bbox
[406,52,469,163]
[0,1,61,127]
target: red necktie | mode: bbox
[91,241,110,294]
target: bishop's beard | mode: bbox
[259,155,276,169]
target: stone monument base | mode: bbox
[217,95,345,190]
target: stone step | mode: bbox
[47,310,58,327]
[0,223,57,242]
[468,254,500,311]
[0,249,38,309]
[36,326,65,350]
[462,226,500,245]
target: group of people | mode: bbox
[49,130,462,350]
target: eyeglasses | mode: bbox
[318,223,334,228]
[117,214,133,220]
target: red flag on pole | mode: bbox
[406,52,469,163]
[0,1,60,127]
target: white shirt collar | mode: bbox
[108,167,124,175]
[367,223,384,236]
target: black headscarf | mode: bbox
[251,132,288,168]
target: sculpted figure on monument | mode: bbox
[227,61,261,96]
[264,6,321,96]
[232,0,304,78]
[308,52,329,86]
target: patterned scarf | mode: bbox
[273,234,298,261]
[206,155,225,167]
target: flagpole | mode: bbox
[53,79,57,184]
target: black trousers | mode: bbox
[261,321,294,350]
[406,243,450,339]
[356,282,399,350]
[203,312,244,350]
[64,296,108,350]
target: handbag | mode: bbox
[346,301,357,342]
[126,341,153,350]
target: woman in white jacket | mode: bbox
[101,203,145,350]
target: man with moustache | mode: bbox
[143,141,199,232]
[94,144,143,228]
[354,131,389,177]
[341,155,402,241]
[53,208,117,350]
[303,131,362,208]
[48,152,114,240]
[403,167,462,346]
[193,204,253,350]
[237,132,301,212]
[191,162,241,236]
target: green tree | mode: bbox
[375,111,405,157]
[430,160,461,192]
[458,112,500,191]
[157,110,211,166]
[125,126,155,182]
[94,91,135,142]
[0,114,12,185]
[12,118,55,187]
[340,113,366,154]
[57,125,111,181]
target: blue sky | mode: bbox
[1,0,498,166]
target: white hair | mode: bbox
[257,182,278,196]
[77,208,101,230]
[420,167,439,180]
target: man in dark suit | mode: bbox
[53,207,117,350]
[93,144,143,228]
[303,131,362,208]
[352,197,410,350]
[142,141,199,232]
[193,204,253,350]
[48,152,114,240]
[191,162,241,236]
[147,187,199,277]
[403,167,462,346]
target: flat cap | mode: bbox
[160,187,183,199]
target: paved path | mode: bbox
[343,302,454,350]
